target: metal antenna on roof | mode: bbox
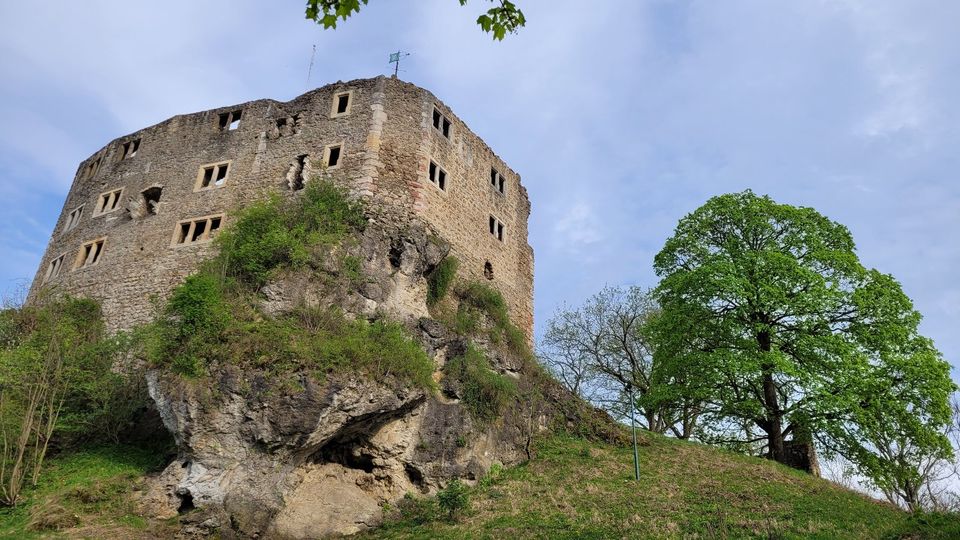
[389,50,410,78]
[306,44,317,90]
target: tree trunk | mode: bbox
[757,330,786,464]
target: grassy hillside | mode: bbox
[370,433,960,539]
[0,446,174,540]
[1,433,958,538]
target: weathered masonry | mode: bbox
[28,76,535,339]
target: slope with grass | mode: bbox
[0,445,173,539]
[370,433,960,539]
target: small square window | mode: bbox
[196,162,230,190]
[428,160,447,191]
[74,238,106,269]
[173,215,224,245]
[218,109,243,131]
[94,189,123,216]
[63,205,84,233]
[432,107,451,139]
[324,144,343,169]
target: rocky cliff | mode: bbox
[136,216,615,538]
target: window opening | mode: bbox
[197,163,230,190]
[64,205,84,233]
[428,160,447,191]
[432,107,451,139]
[327,146,341,167]
[484,261,494,280]
[337,93,350,114]
[175,215,224,245]
[324,144,342,168]
[43,255,65,283]
[489,216,504,241]
[141,187,162,215]
[490,168,505,194]
[218,109,242,131]
[95,189,123,215]
[75,238,105,269]
[122,138,141,159]
[83,156,102,180]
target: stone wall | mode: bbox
[28,76,534,338]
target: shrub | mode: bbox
[452,281,532,363]
[446,344,516,423]
[437,479,469,521]
[146,273,231,378]
[427,256,458,306]
[395,492,438,525]
[216,180,364,286]
[0,297,149,506]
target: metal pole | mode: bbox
[629,384,640,481]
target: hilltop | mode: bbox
[369,433,960,539]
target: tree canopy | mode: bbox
[649,190,954,481]
[305,0,526,40]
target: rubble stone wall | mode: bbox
[28,76,534,338]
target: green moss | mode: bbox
[445,344,516,423]
[427,256,458,306]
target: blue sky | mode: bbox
[1,1,957,377]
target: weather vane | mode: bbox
[389,50,410,78]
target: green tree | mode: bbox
[650,191,954,480]
[305,0,526,40]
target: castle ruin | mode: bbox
[28,76,534,339]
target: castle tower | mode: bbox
[28,76,534,338]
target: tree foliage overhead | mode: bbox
[649,190,954,480]
[305,0,526,40]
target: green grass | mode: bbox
[445,344,516,423]
[369,433,960,539]
[0,446,171,539]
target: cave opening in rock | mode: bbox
[177,490,195,514]
[405,463,428,493]
[315,442,376,474]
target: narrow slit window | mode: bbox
[74,238,106,269]
[95,189,123,215]
[197,163,230,190]
[218,109,242,131]
[428,160,447,191]
[43,255,65,283]
[174,215,224,245]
